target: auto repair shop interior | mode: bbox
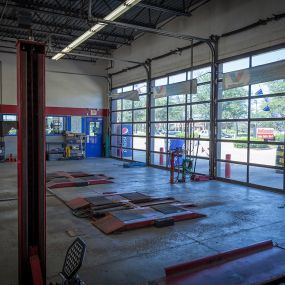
[1,0,285,284]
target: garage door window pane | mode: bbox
[218,100,248,120]
[220,86,249,100]
[217,141,248,162]
[190,66,211,83]
[222,57,250,73]
[251,96,285,119]
[168,123,185,138]
[250,121,285,142]
[122,111,132,122]
[188,104,210,120]
[133,137,146,150]
[217,122,248,140]
[249,166,283,189]
[252,48,285,67]
[133,123,146,136]
[152,108,167,122]
[112,99,122,111]
[151,123,167,137]
[249,143,281,167]
[217,161,247,182]
[251,80,285,96]
[169,72,186,84]
[168,94,186,105]
[155,77,167,86]
[111,147,121,158]
[112,112,121,123]
[134,109,146,122]
[190,84,211,102]
[151,152,167,166]
[153,96,167,107]
[111,136,121,147]
[151,138,167,152]
[134,82,147,94]
[133,150,146,162]
[168,106,185,121]
[122,99,132,110]
[111,124,121,135]
[133,95,146,109]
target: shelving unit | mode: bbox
[64,132,86,160]
[46,142,65,161]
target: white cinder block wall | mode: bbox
[0,53,109,108]
[109,0,285,86]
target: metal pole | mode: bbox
[208,36,219,179]
[144,60,152,166]
[17,40,46,284]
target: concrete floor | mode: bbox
[1,158,285,285]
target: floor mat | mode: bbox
[120,192,151,203]
[46,171,114,189]
[86,196,116,207]
[151,204,187,214]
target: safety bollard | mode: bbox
[159,147,164,166]
[170,152,175,184]
[225,154,231,178]
[120,144,122,159]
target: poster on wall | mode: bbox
[71,116,82,133]
[223,60,285,90]
[152,79,197,99]
[110,90,139,101]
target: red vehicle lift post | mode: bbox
[17,40,46,285]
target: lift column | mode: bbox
[17,40,46,284]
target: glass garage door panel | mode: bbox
[168,106,185,121]
[249,143,281,167]
[133,123,146,136]
[187,103,210,120]
[218,100,248,120]
[111,112,121,123]
[217,161,247,182]
[217,122,248,140]
[194,159,209,175]
[111,147,121,158]
[133,150,146,163]
[150,152,168,167]
[151,123,167,137]
[220,86,249,100]
[133,137,146,150]
[188,83,211,102]
[152,107,167,122]
[151,138,167,152]
[249,166,283,189]
[133,95,147,108]
[168,94,186,105]
[251,96,285,119]
[133,109,146,122]
[217,142,248,163]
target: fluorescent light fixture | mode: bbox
[52,0,142,60]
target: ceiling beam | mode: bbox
[1,14,134,43]
[0,24,117,49]
[115,0,191,16]
[0,31,111,55]
[2,1,157,29]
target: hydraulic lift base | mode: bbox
[154,240,285,285]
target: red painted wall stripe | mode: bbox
[0,104,109,116]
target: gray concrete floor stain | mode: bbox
[1,158,285,284]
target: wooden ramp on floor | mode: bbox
[92,205,205,234]
[46,171,113,189]
[154,240,285,285]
